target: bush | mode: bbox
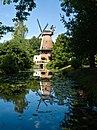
[1,53,19,74]
[0,40,33,75]
[70,57,82,69]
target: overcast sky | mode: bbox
[0,0,66,42]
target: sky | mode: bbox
[0,0,66,42]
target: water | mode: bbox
[0,71,97,130]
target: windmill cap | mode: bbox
[42,30,53,36]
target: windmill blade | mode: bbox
[37,23,48,39]
[36,19,49,39]
[42,23,48,31]
[37,19,42,33]
[37,33,42,39]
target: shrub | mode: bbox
[70,57,82,69]
[1,53,19,74]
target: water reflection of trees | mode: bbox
[0,83,29,113]
[0,70,78,115]
[0,72,40,114]
[60,89,97,130]
[54,72,97,130]
[52,73,77,105]
[1,71,97,129]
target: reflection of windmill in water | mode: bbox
[37,80,55,111]
[33,19,55,69]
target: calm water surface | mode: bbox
[0,71,97,130]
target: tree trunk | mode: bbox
[89,54,95,68]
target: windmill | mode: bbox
[33,19,55,69]
[36,19,54,50]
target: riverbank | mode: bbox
[64,66,97,101]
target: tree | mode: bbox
[0,21,35,74]
[60,0,97,68]
[0,0,36,38]
[47,33,71,69]
[12,20,28,39]
[3,0,36,21]
[0,39,34,74]
[0,21,13,39]
[29,36,41,51]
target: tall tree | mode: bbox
[12,20,28,40]
[0,20,35,74]
[47,33,71,69]
[60,0,97,68]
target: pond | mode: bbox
[0,70,97,130]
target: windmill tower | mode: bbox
[40,31,53,50]
[33,19,55,69]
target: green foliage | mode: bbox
[0,21,37,75]
[13,20,28,39]
[47,33,71,69]
[0,0,36,38]
[0,34,40,75]
[0,40,33,74]
[1,53,19,74]
[3,0,36,21]
[0,21,14,38]
[95,55,97,64]
[70,57,82,69]
[28,36,41,52]
[60,0,97,68]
